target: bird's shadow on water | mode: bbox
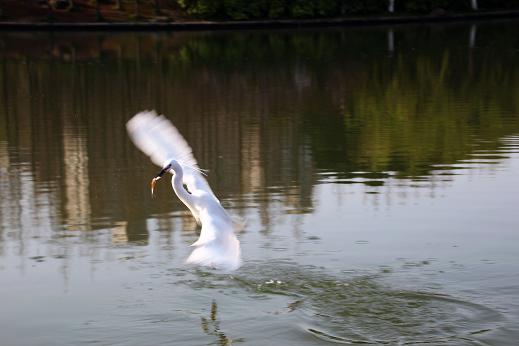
[180,261,505,345]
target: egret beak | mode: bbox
[150,166,169,198]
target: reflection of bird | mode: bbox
[126,111,241,271]
[201,300,232,346]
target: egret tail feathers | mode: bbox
[186,232,241,271]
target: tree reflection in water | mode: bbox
[0,21,518,259]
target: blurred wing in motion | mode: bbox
[126,110,196,168]
[126,110,214,197]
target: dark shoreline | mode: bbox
[1,10,519,31]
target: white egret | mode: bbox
[126,111,241,271]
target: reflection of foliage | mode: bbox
[1,23,518,189]
[161,26,519,178]
[320,49,519,178]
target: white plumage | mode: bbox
[126,111,241,271]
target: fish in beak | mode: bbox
[150,165,170,197]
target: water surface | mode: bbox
[1,21,519,345]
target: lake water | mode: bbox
[0,20,518,346]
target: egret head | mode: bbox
[150,159,179,197]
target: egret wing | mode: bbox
[126,110,215,197]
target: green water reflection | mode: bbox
[1,23,518,236]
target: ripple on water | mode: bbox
[178,262,504,345]
[291,274,502,345]
[300,290,504,345]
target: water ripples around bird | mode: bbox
[175,262,505,345]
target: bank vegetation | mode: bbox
[1,0,518,22]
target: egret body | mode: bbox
[127,111,241,271]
